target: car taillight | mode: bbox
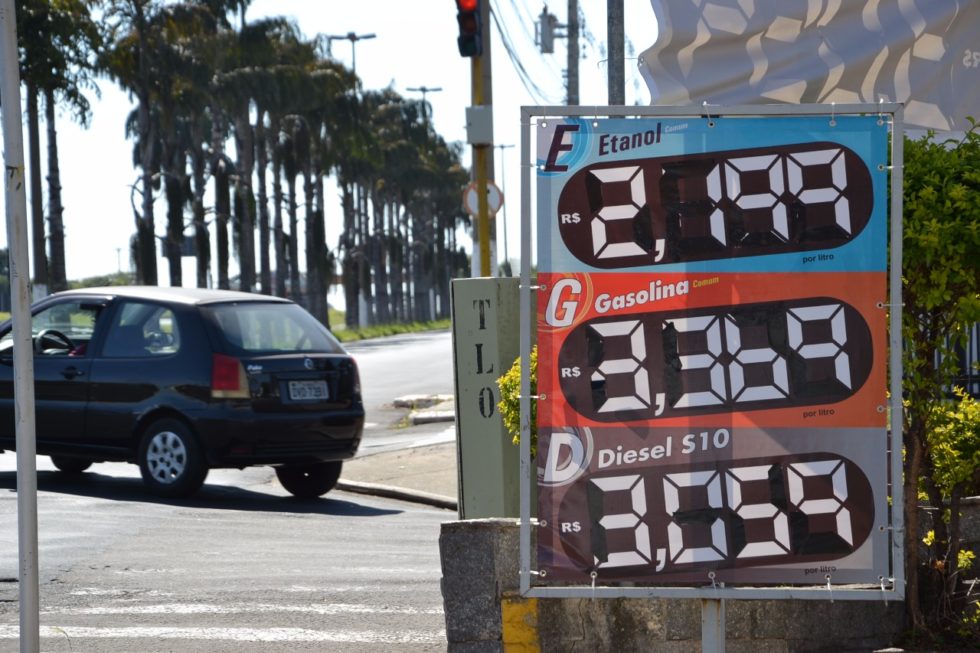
[211,353,249,399]
[352,360,361,396]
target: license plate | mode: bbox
[288,380,329,401]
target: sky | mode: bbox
[2,0,658,293]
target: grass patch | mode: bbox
[328,307,346,330]
[330,318,451,343]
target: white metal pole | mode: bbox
[0,1,41,650]
[701,598,726,652]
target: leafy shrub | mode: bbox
[902,120,980,634]
[497,345,536,455]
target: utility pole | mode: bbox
[495,144,514,269]
[607,0,625,105]
[472,2,494,276]
[537,3,579,105]
[456,0,495,277]
[567,0,579,104]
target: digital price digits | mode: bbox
[552,452,873,577]
[556,297,873,421]
[556,142,873,268]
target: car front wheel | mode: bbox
[275,461,343,499]
[137,419,208,498]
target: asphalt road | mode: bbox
[0,329,458,651]
[344,329,457,454]
[0,459,449,652]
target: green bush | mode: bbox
[901,121,980,634]
[497,345,536,455]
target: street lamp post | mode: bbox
[406,85,443,128]
[327,31,376,76]
[327,31,375,325]
[496,143,515,270]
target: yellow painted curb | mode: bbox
[501,596,540,652]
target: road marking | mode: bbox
[52,602,444,616]
[0,626,445,643]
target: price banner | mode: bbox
[534,113,890,587]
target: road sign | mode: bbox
[522,104,904,602]
[463,181,503,216]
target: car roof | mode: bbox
[48,286,294,307]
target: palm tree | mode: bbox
[16,0,103,292]
[102,0,162,285]
[301,61,357,323]
[151,4,225,287]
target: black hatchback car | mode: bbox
[0,286,364,498]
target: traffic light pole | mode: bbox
[472,55,491,277]
[457,0,494,276]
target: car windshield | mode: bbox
[203,302,345,355]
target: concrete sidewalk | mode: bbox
[338,396,459,511]
[339,441,458,510]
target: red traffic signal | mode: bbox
[455,0,483,57]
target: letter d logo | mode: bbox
[540,429,593,487]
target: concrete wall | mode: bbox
[439,504,980,652]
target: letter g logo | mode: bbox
[544,278,581,327]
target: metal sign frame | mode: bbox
[518,103,905,601]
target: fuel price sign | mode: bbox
[530,109,896,592]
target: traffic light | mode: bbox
[455,0,483,57]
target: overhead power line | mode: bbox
[489,0,563,105]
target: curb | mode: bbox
[409,409,456,425]
[392,394,454,409]
[336,479,458,511]
[395,393,456,425]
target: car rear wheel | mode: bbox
[137,419,208,498]
[275,461,343,499]
[50,455,92,474]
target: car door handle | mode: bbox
[61,366,85,380]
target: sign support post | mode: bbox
[1,1,41,650]
[701,598,725,652]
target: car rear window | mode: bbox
[203,302,345,355]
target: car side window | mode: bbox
[0,301,100,357]
[102,302,181,358]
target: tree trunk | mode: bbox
[403,206,414,321]
[287,172,300,301]
[436,213,449,319]
[214,158,230,290]
[358,183,373,325]
[134,2,157,286]
[341,182,358,329]
[26,84,48,289]
[255,112,271,295]
[44,89,67,292]
[271,116,286,297]
[314,168,329,328]
[303,164,317,315]
[371,191,390,324]
[234,112,255,292]
[388,201,403,322]
[162,142,184,287]
[191,149,210,288]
